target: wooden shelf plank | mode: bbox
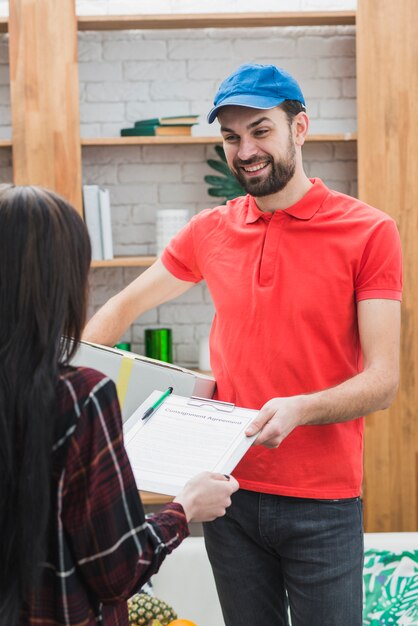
[82,133,357,147]
[91,256,157,268]
[0,11,357,34]
[308,132,357,142]
[82,135,222,146]
[77,11,356,31]
[0,133,361,150]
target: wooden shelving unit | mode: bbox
[82,136,223,147]
[0,11,356,33]
[77,11,356,31]
[1,7,359,191]
[0,12,356,33]
[82,132,356,148]
[1,134,357,151]
[2,0,417,535]
[75,12,356,270]
[0,133,358,151]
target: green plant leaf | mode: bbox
[214,144,227,162]
[205,146,245,203]
[206,158,231,177]
[208,188,234,197]
[204,175,230,187]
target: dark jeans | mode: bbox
[203,489,364,626]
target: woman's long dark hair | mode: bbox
[0,185,91,625]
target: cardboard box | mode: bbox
[71,340,215,422]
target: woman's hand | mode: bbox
[174,472,239,523]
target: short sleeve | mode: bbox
[161,215,204,283]
[356,218,402,302]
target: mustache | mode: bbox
[234,156,272,168]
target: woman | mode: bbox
[0,184,238,626]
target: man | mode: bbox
[84,64,402,626]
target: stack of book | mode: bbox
[120,115,199,137]
[82,185,114,261]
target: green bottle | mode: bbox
[144,328,173,363]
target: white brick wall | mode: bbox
[0,146,12,181]
[0,37,10,140]
[74,1,356,15]
[78,26,356,137]
[0,1,357,18]
[0,0,359,367]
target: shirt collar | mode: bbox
[245,178,329,224]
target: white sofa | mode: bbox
[152,533,418,626]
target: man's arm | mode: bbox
[246,298,401,447]
[83,259,194,346]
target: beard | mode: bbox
[231,134,297,197]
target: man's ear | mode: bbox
[293,112,309,146]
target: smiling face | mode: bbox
[218,105,299,197]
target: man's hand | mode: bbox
[245,395,307,448]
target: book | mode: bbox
[98,188,113,260]
[121,125,192,137]
[123,390,258,496]
[82,184,103,260]
[134,115,199,126]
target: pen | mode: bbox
[142,386,173,420]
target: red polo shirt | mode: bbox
[161,179,402,498]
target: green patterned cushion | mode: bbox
[363,549,418,625]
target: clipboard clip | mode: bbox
[188,396,235,413]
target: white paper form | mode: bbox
[123,391,258,496]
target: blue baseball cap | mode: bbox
[207,63,306,124]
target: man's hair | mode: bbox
[279,99,306,125]
[0,185,91,625]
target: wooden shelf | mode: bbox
[82,136,222,147]
[4,134,358,150]
[82,133,357,147]
[77,12,356,31]
[307,132,357,142]
[0,11,356,34]
[91,256,157,268]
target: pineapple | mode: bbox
[128,593,177,626]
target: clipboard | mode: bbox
[123,390,258,496]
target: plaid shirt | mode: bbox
[19,366,189,626]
